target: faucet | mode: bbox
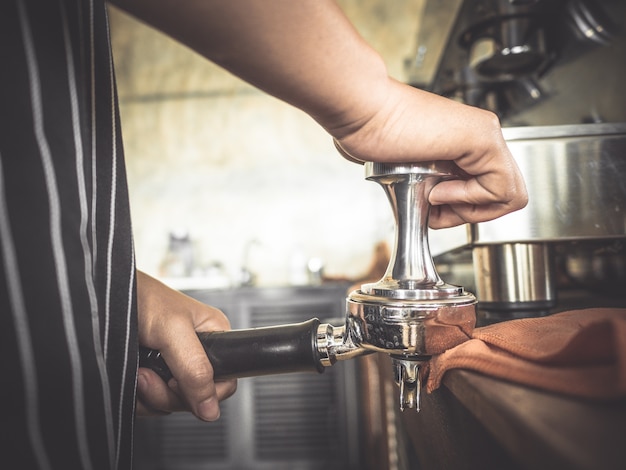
[239,238,260,287]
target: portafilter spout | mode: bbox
[139,162,476,413]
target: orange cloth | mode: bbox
[426,308,626,400]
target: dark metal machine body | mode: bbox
[142,162,477,411]
[406,0,626,322]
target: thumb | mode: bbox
[159,330,221,421]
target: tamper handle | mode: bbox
[139,318,324,382]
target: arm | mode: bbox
[110,0,527,228]
[135,270,236,421]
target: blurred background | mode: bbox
[110,1,626,469]
[109,0,426,289]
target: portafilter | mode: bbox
[140,161,477,411]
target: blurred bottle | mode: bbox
[159,228,195,278]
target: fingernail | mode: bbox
[137,372,147,393]
[198,397,220,421]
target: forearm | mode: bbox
[110,0,388,135]
[111,0,528,226]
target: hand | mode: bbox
[332,79,528,229]
[135,271,237,421]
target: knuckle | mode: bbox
[208,306,232,330]
[193,367,216,385]
[185,357,215,384]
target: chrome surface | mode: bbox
[467,17,548,81]
[393,357,427,412]
[430,123,626,320]
[316,322,370,367]
[342,162,477,411]
[361,161,466,299]
[473,242,556,316]
[430,123,626,253]
[474,123,626,243]
[567,0,617,46]
[346,291,476,356]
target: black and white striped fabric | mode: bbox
[1,1,138,468]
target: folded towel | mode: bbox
[426,308,626,400]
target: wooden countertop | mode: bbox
[400,369,626,470]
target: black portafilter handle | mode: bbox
[138,318,325,382]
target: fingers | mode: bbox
[136,367,237,421]
[136,368,182,416]
[428,155,528,229]
[136,271,238,421]
[156,320,227,421]
[428,180,527,228]
[215,379,238,402]
[425,112,527,228]
[331,81,528,227]
[333,139,365,164]
[429,203,502,229]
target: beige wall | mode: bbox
[109,1,425,287]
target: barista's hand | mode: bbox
[332,79,528,229]
[135,270,237,421]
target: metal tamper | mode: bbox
[344,161,477,410]
[140,161,477,411]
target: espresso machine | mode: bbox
[406,0,626,323]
